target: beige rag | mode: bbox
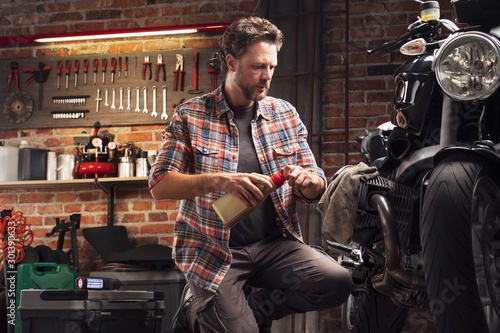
[317,162,379,244]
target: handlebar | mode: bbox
[367,18,459,56]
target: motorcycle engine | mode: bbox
[355,176,412,231]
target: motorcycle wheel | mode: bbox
[421,152,499,332]
[349,290,409,333]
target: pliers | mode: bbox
[173,54,184,91]
[7,62,20,92]
[155,54,166,82]
[143,56,152,80]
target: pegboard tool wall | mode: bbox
[0,48,221,130]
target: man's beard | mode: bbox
[238,81,269,103]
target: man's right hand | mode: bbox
[217,173,273,207]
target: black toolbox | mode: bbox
[89,269,186,332]
[19,289,165,333]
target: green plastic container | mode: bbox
[15,263,79,333]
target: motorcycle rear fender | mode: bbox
[434,142,500,167]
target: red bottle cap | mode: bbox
[271,171,286,188]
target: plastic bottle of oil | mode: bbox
[212,171,286,228]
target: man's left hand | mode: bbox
[282,165,325,199]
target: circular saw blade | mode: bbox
[2,91,34,124]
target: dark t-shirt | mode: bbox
[229,104,279,248]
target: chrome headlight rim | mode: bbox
[433,31,500,101]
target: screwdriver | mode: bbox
[65,60,71,90]
[56,60,63,90]
[102,58,107,84]
[110,57,116,84]
[118,57,122,78]
[93,59,98,85]
[83,59,89,85]
[74,59,80,88]
[125,57,128,78]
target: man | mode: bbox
[149,16,352,333]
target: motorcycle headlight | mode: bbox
[434,31,500,101]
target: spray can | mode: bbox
[212,171,286,228]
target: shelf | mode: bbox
[0,177,148,190]
[0,177,149,225]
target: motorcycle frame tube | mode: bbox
[368,193,426,290]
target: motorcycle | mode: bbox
[325,0,500,332]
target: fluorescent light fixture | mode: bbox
[34,29,198,43]
[0,23,230,45]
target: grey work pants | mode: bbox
[185,235,353,333]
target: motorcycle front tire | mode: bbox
[421,152,494,332]
[349,290,409,333]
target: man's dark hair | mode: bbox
[220,17,284,71]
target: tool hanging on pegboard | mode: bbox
[23,62,51,110]
[188,51,203,95]
[83,59,89,85]
[6,62,20,92]
[74,59,80,88]
[208,52,220,92]
[2,91,34,124]
[173,54,184,91]
[65,60,71,90]
[143,56,152,81]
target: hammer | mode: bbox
[188,51,203,94]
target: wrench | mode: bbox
[151,86,158,117]
[95,89,102,113]
[135,87,140,112]
[126,87,131,111]
[111,88,116,109]
[104,88,109,106]
[119,87,124,110]
[143,86,148,113]
[161,86,168,120]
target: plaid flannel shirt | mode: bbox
[149,83,326,293]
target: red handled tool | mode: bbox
[208,52,220,92]
[125,56,128,78]
[102,58,107,84]
[188,51,202,94]
[143,56,152,80]
[65,60,71,90]
[110,57,117,83]
[155,54,166,82]
[118,57,122,78]
[134,56,137,77]
[57,60,63,90]
[83,59,89,85]
[23,62,51,110]
[6,62,19,92]
[173,54,184,91]
[93,59,98,85]
[74,60,80,88]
